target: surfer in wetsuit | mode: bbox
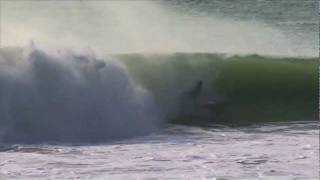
[188,80,203,101]
[177,80,220,123]
[179,80,203,116]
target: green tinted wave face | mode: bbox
[214,55,318,124]
[119,53,318,125]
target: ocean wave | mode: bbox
[0,47,162,143]
[0,48,317,144]
[119,53,318,125]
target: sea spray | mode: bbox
[0,47,162,143]
[2,1,315,57]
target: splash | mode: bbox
[0,47,162,143]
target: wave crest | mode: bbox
[0,47,162,143]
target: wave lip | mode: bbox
[0,48,162,143]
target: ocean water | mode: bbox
[1,122,318,179]
[0,0,319,179]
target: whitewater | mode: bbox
[1,122,318,179]
[0,0,319,179]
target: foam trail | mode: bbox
[0,47,162,143]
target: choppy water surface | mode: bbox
[0,121,318,180]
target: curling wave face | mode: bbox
[119,53,318,125]
[0,48,162,143]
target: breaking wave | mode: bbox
[0,47,162,143]
[119,53,318,125]
[0,46,317,144]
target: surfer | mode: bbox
[176,80,205,121]
[188,80,203,101]
[179,80,203,114]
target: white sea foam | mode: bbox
[0,47,162,143]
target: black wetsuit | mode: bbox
[179,81,203,115]
[188,80,203,100]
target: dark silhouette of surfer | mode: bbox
[179,80,203,116]
[188,80,203,101]
[177,80,221,123]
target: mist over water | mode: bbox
[0,47,162,143]
[2,0,317,57]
